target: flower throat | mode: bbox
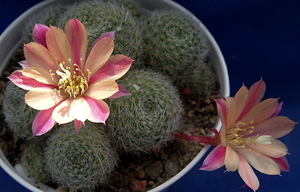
[54,59,89,98]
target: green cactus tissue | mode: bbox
[45,122,118,190]
[106,69,184,154]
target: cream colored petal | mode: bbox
[84,80,119,100]
[25,88,65,110]
[70,97,91,122]
[224,146,240,172]
[248,138,288,158]
[84,37,114,76]
[239,149,281,175]
[24,43,58,72]
[46,26,71,66]
[52,98,75,124]
[22,67,58,85]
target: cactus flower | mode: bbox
[176,79,295,191]
[8,19,133,136]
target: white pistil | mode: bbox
[255,135,272,145]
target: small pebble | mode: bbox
[148,181,155,186]
[137,169,145,179]
[130,180,147,192]
[144,161,163,180]
[56,186,68,192]
[164,159,179,176]
[136,165,143,171]
[156,177,164,184]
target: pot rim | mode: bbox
[0,0,230,191]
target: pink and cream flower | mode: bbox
[176,79,295,191]
[8,19,133,136]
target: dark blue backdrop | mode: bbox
[1,0,299,192]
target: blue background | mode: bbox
[0,0,299,192]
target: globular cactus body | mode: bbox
[45,122,118,190]
[142,11,209,85]
[2,81,38,139]
[106,69,184,154]
[104,0,143,18]
[183,61,219,98]
[21,140,51,183]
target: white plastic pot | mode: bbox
[0,0,230,191]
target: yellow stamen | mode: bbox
[226,121,255,149]
[54,58,89,98]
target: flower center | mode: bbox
[54,59,89,98]
[226,121,255,149]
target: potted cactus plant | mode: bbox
[0,0,230,191]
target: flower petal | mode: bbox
[32,107,56,136]
[32,23,49,48]
[88,54,133,84]
[238,79,266,120]
[237,154,260,192]
[248,138,288,158]
[109,84,131,98]
[248,116,295,138]
[215,98,227,127]
[24,42,58,72]
[21,67,58,86]
[200,145,226,171]
[271,102,283,117]
[238,149,281,175]
[88,31,115,54]
[242,98,279,125]
[25,88,65,110]
[18,60,29,69]
[83,37,114,77]
[270,157,289,172]
[215,98,227,145]
[46,26,71,65]
[74,120,83,133]
[69,97,91,122]
[8,70,55,90]
[52,98,74,124]
[52,98,91,125]
[228,85,248,123]
[65,18,87,67]
[224,146,240,171]
[84,97,109,123]
[84,80,119,100]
